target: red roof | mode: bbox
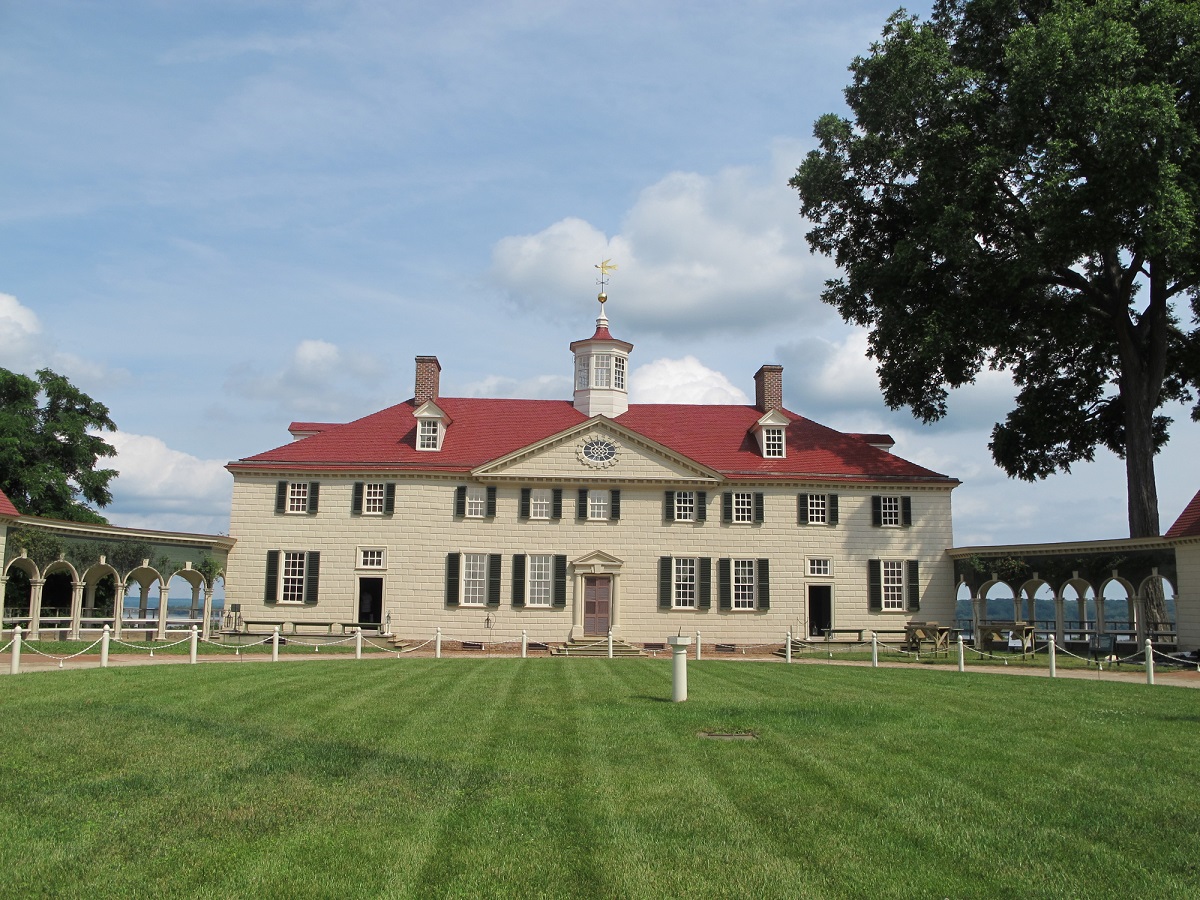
[0,487,18,517]
[232,398,952,483]
[1166,489,1200,539]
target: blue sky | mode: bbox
[2,0,1197,544]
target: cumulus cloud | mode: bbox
[489,149,837,337]
[0,292,129,387]
[105,431,232,534]
[630,356,750,405]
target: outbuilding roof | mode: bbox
[0,487,18,518]
[1166,489,1200,539]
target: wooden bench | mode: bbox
[642,642,666,656]
[823,628,865,642]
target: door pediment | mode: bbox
[572,550,623,575]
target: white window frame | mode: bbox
[763,427,785,458]
[461,553,488,607]
[362,482,386,515]
[527,554,552,607]
[808,494,827,525]
[281,551,307,603]
[593,353,611,388]
[529,488,551,520]
[674,557,697,609]
[880,495,901,527]
[882,560,905,610]
[417,419,442,451]
[614,355,626,390]
[465,485,487,519]
[732,559,756,610]
[588,489,609,521]
[807,557,832,578]
[286,482,308,515]
[575,355,589,389]
[358,547,386,570]
[732,492,754,523]
[674,491,695,522]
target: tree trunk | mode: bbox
[1120,370,1169,630]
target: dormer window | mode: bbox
[753,410,789,459]
[414,400,449,451]
[763,427,785,458]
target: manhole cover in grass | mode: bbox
[698,731,758,741]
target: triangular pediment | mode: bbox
[573,549,624,568]
[473,417,721,483]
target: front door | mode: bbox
[584,576,611,635]
[357,577,383,626]
[808,585,832,637]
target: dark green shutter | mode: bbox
[486,487,497,518]
[718,558,731,610]
[275,482,288,514]
[610,490,620,520]
[551,489,563,520]
[658,557,672,609]
[519,488,531,519]
[454,486,467,517]
[446,553,461,606]
[352,482,364,515]
[797,493,809,525]
[754,493,765,523]
[868,559,882,610]
[699,558,712,609]
[756,559,770,610]
[871,495,883,526]
[664,491,675,523]
[907,560,920,611]
[303,552,320,604]
[264,550,280,603]
[577,489,588,521]
[487,554,501,607]
[307,482,320,514]
[828,494,839,526]
[384,483,396,515]
[512,554,526,607]
[696,492,707,521]
[552,555,567,607]
[722,493,733,523]
[902,496,912,527]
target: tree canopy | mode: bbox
[791,0,1200,538]
[0,367,118,524]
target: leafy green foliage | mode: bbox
[792,0,1200,536]
[0,367,117,523]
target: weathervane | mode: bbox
[594,258,617,303]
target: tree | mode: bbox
[791,0,1200,543]
[0,367,118,523]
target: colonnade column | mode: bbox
[28,578,45,640]
[156,584,170,640]
[68,580,85,641]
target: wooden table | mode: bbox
[904,622,951,655]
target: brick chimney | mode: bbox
[414,356,441,404]
[754,365,783,412]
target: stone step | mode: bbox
[551,638,644,657]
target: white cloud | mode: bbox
[630,356,750,405]
[105,431,231,534]
[489,150,837,337]
[460,373,570,400]
[0,292,129,387]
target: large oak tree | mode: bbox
[0,367,118,524]
[792,0,1200,542]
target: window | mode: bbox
[265,550,319,604]
[281,552,306,603]
[359,548,385,569]
[287,482,308,514]
[588,489,609,520]
[733,560,756,610]
[723,491,763,524]
[763,427,784,458]
[798,493,838,526]
[462,553,488,606]
[418,419,441,450]
[466,486,487,518]
[363,483,386,515]
[808,494,827,524]
[529,488,551,520]
[880,496,900,526]
[575,355,589,389]
[674,558,697,608]
[872,495,911,527]
[276,480,319,515]
[593,353,611,388]
[659,557,711,610]
[882,561,904,610]
[733,492,754,523]
[527,555,552,607]
[614,356,625,390]
[809,558,831,577]
[675,491,695,522]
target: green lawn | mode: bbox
[1,660,1197,899]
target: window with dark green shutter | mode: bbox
[446,553,461,606]
[756,559,770,610]
[577,489,588,521]
[486,487,497,518]
[303,552,320,604]
[352,482,364,515]
[797,493,809,525]
[519,488,531,519]
[264,550,280,603]
[696,491,707,521]
[487,553,501,606]
[658,557,672,609]
[722,493,733,523]
[552,555,567,607]
[828,494,839,525]
[664,491,675,523]
[610,490,620,520]
[551,489,563,521]
[868,559,882,610]
[718,558,732,609]
[275,482,288,514]
[384,483,396,515]
[901,496,912,527]
[698,558,712,609]
[907,559,920,611]
[307,483,320,514]
[871,495,883,526]
[753,493,765,523]
[512,554,526,607]
[454,486,467,518]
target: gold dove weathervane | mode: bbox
[595,258,617,303]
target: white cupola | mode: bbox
[569,291,633,417]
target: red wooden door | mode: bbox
[584,576,611,634]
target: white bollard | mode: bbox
[435,627,442,659]
[272,626,280,662]
[608,630,613,659]
[667,635,692,702]
[521,630,527,659]
[1048,639,1057,678]
[10,625,22,675]
[101,625,110,668]
[355,629,362,660]
[786,630,792,664]
[1146,638,1155,685]
[695,631,701,661]
[957,634,965,673]
[871,632,879,668]
[190,626,198,664]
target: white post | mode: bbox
[1146,638,1155,686]
[695,631,701,661]
[189,626,198,664]
[10,625,21,675]
[101,624,110,668]
[272,626,280,662]
[871,632,879,668]
[608,630,613,659]
[521,630,527,659]
[957,634,965,673]
[667,635,692,702]
[786,630,792,664]
[435,627,442,659]
[355,629,363,660]
[1048,639,1057,678]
